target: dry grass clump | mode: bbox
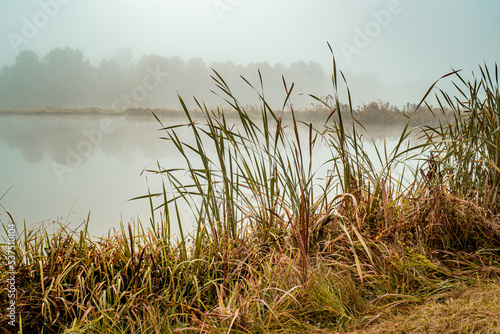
[1,53,499,333]
[349,279,500,334]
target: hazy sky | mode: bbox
[1,0,499,105]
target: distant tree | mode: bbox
[165,56,186,76]
[98,58,121,83]
[184,57,211,99]
[289,61,308,82]
[0,46,332,110]
[5,50,45,107]
[267,62,290,106]
[211,60,235,75]
[133,54,171,107]
[163,56,187,106]
[305,61,327,92]
[95,57,124,105]
[0,65,13,107]
[186,57,206,71]
[42,47,94,106]
[250,61,283,107]
[115,48,134,73]
[254,61,272,74]
[289,61,326,93]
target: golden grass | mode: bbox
[343,279,500,334]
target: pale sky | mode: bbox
[1,0,499,105]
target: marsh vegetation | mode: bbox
[1,54,500,333]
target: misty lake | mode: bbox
[0,112,414,238]
[0,113,180,237]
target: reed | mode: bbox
[1,54,499,333]
[413,64,500,251]
[420,64,500,206]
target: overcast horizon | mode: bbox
[1,0,499,107]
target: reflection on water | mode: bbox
[0,113,414,238]
[0,113,193,237]
[0,114,175,165]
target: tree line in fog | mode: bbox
[0,47,329,110]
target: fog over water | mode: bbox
[0,1,498,236]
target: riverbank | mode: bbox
[0,100,443,127]
[1,61,499,333]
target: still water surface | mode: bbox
[0,114,190,237]
[0,113,413,237]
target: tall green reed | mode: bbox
[141,48,426,285]
[419,63,500,211]
[144,69,324,283]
